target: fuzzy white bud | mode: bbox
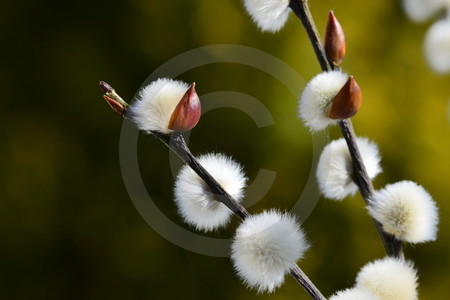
[356,257,418,300]
[128,78,189,134]
[243,0,291,32]
[231,210,309,293]
[329,288,380,300]
[425,18,450,74]
[403,0,447,22]
[174,153,247,231]
[368,181,439,243]
[299,70,349,132]
[316,138,382,200]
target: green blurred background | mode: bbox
[1,0,449,299]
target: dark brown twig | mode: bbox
[100,83,326,299]
[290,266,327,300]
[152,131,326,298]
[289,0,403,258]
[151,131,250,219]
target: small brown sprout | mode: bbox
[329,76,362,119]
[168,83,201,132]
[325,11,346,66]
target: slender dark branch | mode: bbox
[151,131,328,299]
[339,120,403,258]
[338,120,374,201]
[101,85,325,300]
[154,131,333,298]
[289,0,403,258]
[152,131,330,299]
[290,266,326,300]
[289,0,332,71]
[151,131,251,220]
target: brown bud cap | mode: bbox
[99,81,129,116]
[325,11,346,66]
[329,76,362,119]
[168,83,201,132]
[99,81,113,94]
[103,95,126,115]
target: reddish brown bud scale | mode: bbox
[329,76,362,119]
[325,11,346,66]
[99,81,113,94]
[103,95,127,115]
[168,83,201,132]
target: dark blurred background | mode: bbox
[1,0,449,299]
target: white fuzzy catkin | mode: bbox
[243,0,291,32]
[128,78,189,134]
[403,0,447,22]
[174,153,247,231]
[329,288,380,300]
[425,18,450,74]
[231,210,309,293]
[316,138,382,200]
[356,257,418,300]
[299,70,349,132]
[368,181,439,243]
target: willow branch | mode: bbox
[151,131,250,219]
[99,86,326,300]
[289,0,403,258]
[290,266,326,300]
[339,120,403,257]
[289,0,332,71]
[151,131,326,299]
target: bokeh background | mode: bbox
[1,0,449,299]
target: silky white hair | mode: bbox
[425,18,450,74]
[129,78,189,134]
[402,0,448,22]
[174,153,247,231]
[329,288,380,300]
[231,210,309,293]
[316,137,382,200]
[368,181,439,243]
[299,70,348,132]
[243,0,291,32]
[356,257,418,300]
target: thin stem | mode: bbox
[289,0,403,258]
[151,131,325,299]
[339,120,403,258]
[100,85,326,299]
[151,131,251,220]
[289,0,332,71]
[290,266,327,300]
